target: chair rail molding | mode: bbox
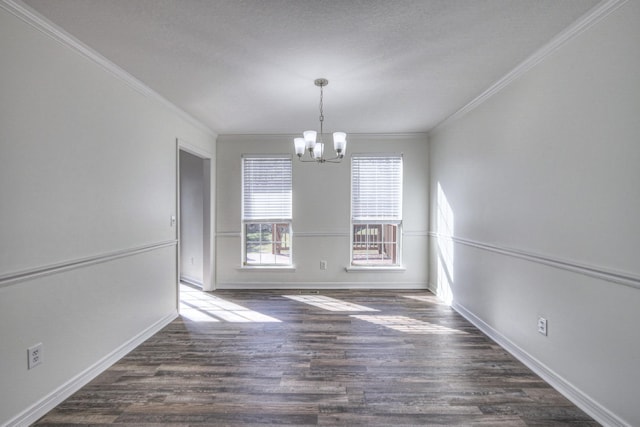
[0,240,178,289]
[429,232,640,290]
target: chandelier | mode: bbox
[293,78,347,163]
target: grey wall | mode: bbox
[428,1,640,425]
[180,150,205,286]
[216,134,429,289]
[0,6,215,425]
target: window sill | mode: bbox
[345,266,406,272]
[239,265,296,272]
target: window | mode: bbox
[242,156,292,266]
[351,154,403,266]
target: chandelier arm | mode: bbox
[324,155,344,163]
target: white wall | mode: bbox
[0,5,215,425]
[180,150,205,286]
[428,1,640,425]
[216,134,429,289]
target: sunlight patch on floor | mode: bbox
[402,295,434,303]
[283,294,379,312]
[180,284,280,323]
[350,315,467,334]
[401,294,449,306]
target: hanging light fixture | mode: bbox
[294,78,347,163]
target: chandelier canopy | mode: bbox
[294,78,347,163]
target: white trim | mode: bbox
[427,281,438,295]
[0,0,215,137]
[216,281,427,290]
[430,0,628,135]
[218,230,427,238]
[179,275,204,289]
[404,230,429,237]
[429,233,640,290]
[178,138,215,292]
[217,133,428,144]
[4,312,177,427]
[241,153,293,159]
[178,139,214,159]
[345,266,406,272]
[238,266,296,272]
[217,231,241,238]
[350,152,405,158]
[0,240,177,289]
[451,301,630,427]
[295,231,349,238]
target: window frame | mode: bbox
[349,153,404,268]
[241,155,293,268]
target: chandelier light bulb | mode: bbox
[294,138,306,157]
[303,130,317,149]
[333,132,347,155]
[313,142,324,159]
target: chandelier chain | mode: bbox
[319,84,324,136]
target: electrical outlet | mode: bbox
[28,343,43,369]
[537,317,548,336]
[320,260,327,270]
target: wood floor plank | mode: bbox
[34,286,598,426]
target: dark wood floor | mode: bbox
[35,285,598,426]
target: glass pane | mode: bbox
[382,243,396,264]
[246,223,260,242]
[274,224,290,263]
[260,252,276,265]
[276,224,290,243]
[381,224,397,244]
[352,223,400,266]
[279,248,290,257]
[352,224,368,263]
[245,243,260,264]
[260,223,273,242]
[244,222,292,266]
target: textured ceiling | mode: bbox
[24,0,600,135]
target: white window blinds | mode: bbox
[242,157,292,220]
[351,155,403,222]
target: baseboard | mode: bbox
[215,281,429,290]
[451,301,629,427]
[180,275,203,289]
[4,312,177,427]
[427,281,438,294]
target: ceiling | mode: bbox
[23,0,600,135]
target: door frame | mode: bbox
[176,138,214,293]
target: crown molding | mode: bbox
[430,0,628,136]
[217,133,428,144]
[0,0,216,137]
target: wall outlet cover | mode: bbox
[28,343,43,369]
[537,317,548,336]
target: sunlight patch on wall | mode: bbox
[283,294,379,312]
[351,315,467,334]
[436,182,455,305]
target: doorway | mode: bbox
[177,140,213,292]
